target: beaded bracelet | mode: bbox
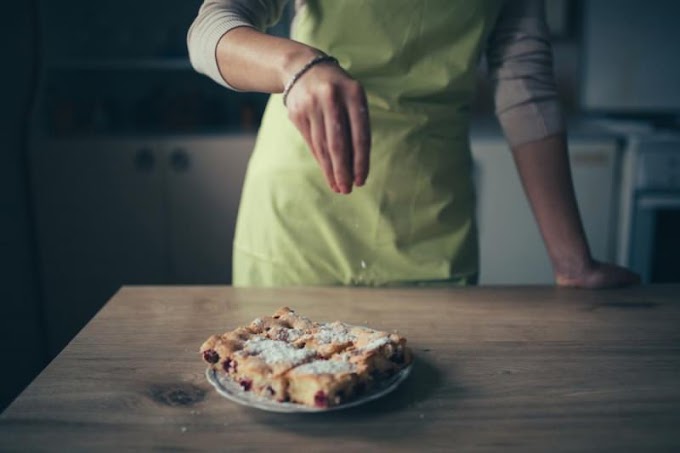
[282,55,339,107]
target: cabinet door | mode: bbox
[163,135,255,283]
[471,137,618,284]
[31,139,167,357]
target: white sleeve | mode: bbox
[187,0,290,89]
[486,0,565,148]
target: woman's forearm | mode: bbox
[212,27,371,193]
[215,27,323,93]
[511,133,593,277]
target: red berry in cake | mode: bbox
[314,391,328,408]
[202,349,219,364]
[239,379,253,391]
[223,358,237,373]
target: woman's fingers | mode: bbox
[345,82,371,186]
[292,114,313,155]
[285,63,372,194]
[288,99,338,192]
[308,108,339,193]
[323,87,353,194]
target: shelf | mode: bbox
[46,58,193,71]
[36,131,260,143]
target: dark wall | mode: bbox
[0,0,47,411]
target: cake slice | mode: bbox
[200,326,254,374]
[248,307,316,345]
[230,337,317,401]
[200,325,317,402]
[349,327,412,378]
[298,321,357,358]
[285,360,359,408]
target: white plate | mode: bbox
[206,363,413,413]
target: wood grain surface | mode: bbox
[1,285,679,452]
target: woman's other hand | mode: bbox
[555,259,641,289]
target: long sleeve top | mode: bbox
[187,0,564,147]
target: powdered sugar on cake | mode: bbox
[271,327,305,342]
[243,338,315,365]
[291,360,357,375]
[362,336,391,352]
[310,322,357,344]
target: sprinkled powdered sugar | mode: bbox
[250,318,265,330]
[312,322,357,345]
[291,360,357,375]
[271,328,305,342]
[362,336,391,352]
[243,338,316,365]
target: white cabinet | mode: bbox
[31,135,254,356]
[164,136,254,283]
[471,135,620,284]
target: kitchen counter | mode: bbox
[1,285,679,451]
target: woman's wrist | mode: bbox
[550,247,594,280]
[279,47,326,91]
[214,26,326,93]
[282,55,339,106]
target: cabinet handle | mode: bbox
[170,148,190,172]
[134,148,155,172]
[571,152,609,166]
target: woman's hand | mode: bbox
[285,62,371,194]
[555,259,640,289]
[208,26,370,194]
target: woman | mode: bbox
[188,0,639,288]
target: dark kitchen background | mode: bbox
[1,0,679,411]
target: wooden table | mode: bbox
[1,286,679,452]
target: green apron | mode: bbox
[233,0,503,286]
